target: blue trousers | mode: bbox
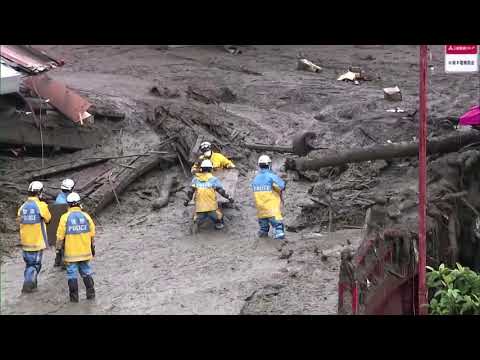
[23,250,43,284]
[258,218,285,240]
[66,261,93,281]
[195,210,224,229]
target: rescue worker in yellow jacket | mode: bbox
[184,159,234,232]
[191,141,235,174]
[251,155,286,240]
[17,181,52,293]
[56,192,96,302]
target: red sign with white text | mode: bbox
[445,45,478,54]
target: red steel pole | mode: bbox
[418,45,428,315]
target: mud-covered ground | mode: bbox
[1,45,478,314]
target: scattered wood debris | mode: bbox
[150,86,181,99]
[85,152,177,215]
[297,58,322,73]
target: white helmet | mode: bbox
[61,178,75,191]
[28,181,44,194]
[258,155,272,166]
[200,159,213,170]
[200,141,212,153]
[66,192,81,206]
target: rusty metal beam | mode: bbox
[23,74,92,124]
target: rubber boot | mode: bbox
[68,279,79,303]
[215,219,224,230]
[22,281,34,294]
[83,276,95,300]
[54,250,63,267]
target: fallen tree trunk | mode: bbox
[245,143,293,153]
[86,153,177,215]
[287,131,480,171]
[152,173,177,210]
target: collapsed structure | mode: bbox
[0,45,97,153]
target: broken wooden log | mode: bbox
[245,132,327,157]
[86,153,177,215]
[152,173,177,210]
[287,131,480,171]
[244,143,293,153]
[27,158,109,180]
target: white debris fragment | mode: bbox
[383,86,402,101]
[337,71,358,81]
[297,58,323,73]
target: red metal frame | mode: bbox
[418,45,428,315]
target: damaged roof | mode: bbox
[0,45,64,74]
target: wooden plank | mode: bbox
[75,163,112,192]
[28,158,109,180]
[46,204,69,247]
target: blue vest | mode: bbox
[20,201,42,224]
[192,176,222,189]
[55,192,68,204]
[251,169,285,193]
[66,211,90,235]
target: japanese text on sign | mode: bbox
[445,45,479,73]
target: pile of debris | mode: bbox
[0,45,129,157]
[338,147,480,314]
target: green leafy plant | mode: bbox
[426,263,480,315]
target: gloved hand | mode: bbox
[91,244,96,257]
[228,197,235,204]
[183,199,190,207]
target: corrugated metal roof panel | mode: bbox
[0,45,64,75]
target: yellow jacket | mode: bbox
[251,169,286,220]
[192,172,223,213]
[56,206,96,263]
[191,152,235,174]
[17,197,52,251]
